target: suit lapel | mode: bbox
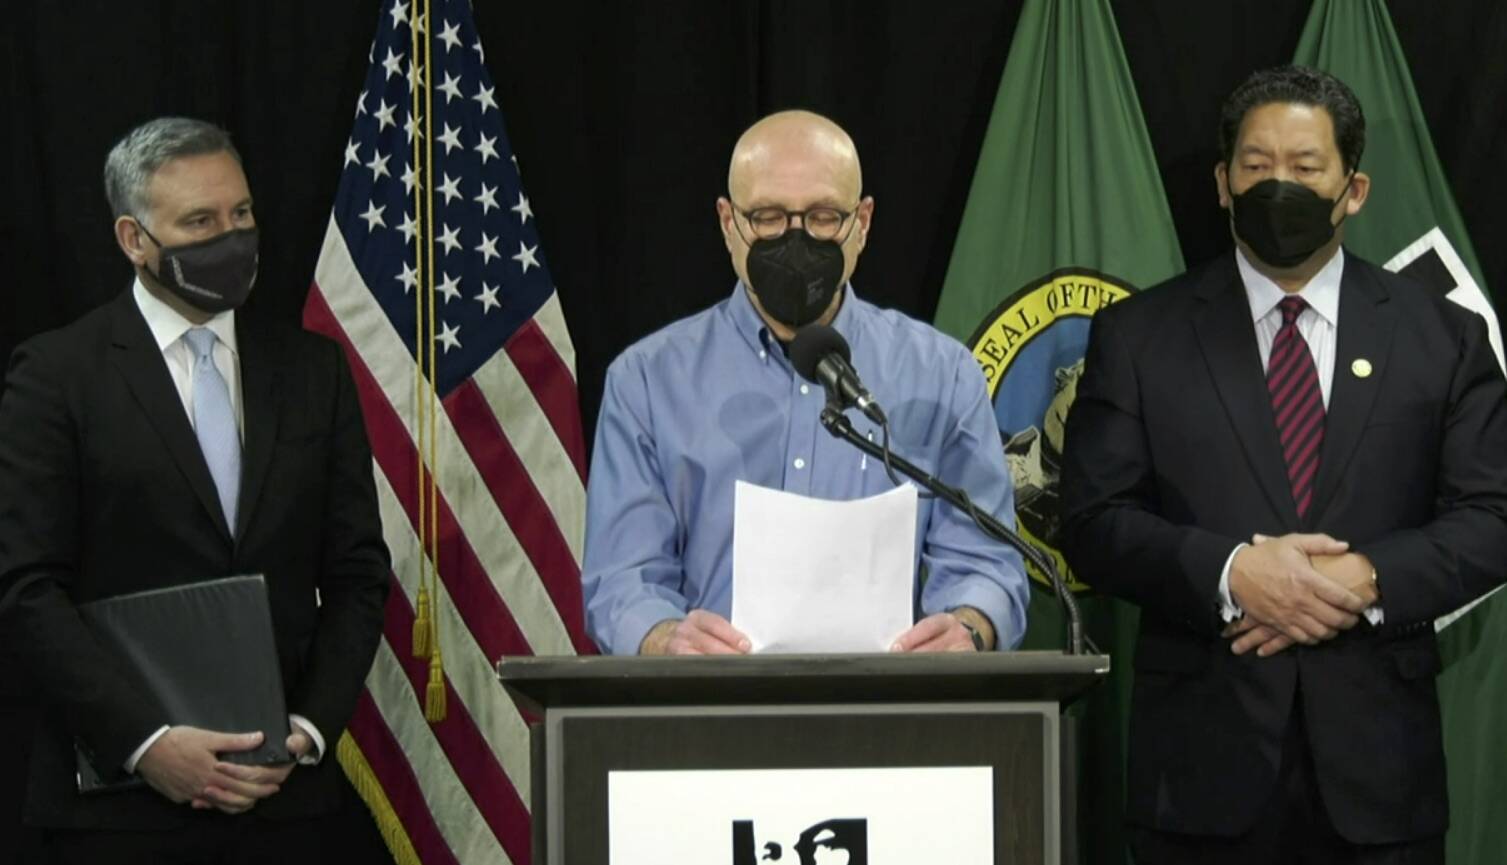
[108,293,233,542]
[234,319,281,542]
[1308,259,1392,526]
[1192,257,1300,528]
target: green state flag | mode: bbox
[934,1,1183,862]
[1295,3,1507,863]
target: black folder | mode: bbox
[74,574,291,793]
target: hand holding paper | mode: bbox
[891,611,980,653]
[640,610,752,656]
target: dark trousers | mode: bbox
[36,775,394,865]
[1131,692,1443,865]
[0,700,42,865]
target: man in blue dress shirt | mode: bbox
[582,110,1028,656]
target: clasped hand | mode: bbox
[1223,533,1378,658]
[135,725,313,814]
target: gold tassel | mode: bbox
[411,585,432,658]
[337,734,423,865]
[424,646,447,723]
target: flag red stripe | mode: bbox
[505,317,586,479]
[347,694,464,865]
[306,287,538,661]
[444,379,594,653]
[381,578,535,865]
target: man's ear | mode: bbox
[1214,162,1232,210]
[1343,170,1371,216]
[715,197,737,254]
[114,216,149,266]
[853,195,875,251]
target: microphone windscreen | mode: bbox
[788,324,851,383]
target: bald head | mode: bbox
[716,110,875,340]
[727,110,863,204]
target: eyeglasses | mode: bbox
[732,202,858,242]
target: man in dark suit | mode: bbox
[1061,66,1507,864]
[0,117,390,863]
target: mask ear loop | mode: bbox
[133,219,164,250]
[131,218,176,288]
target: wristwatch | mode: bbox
[959,619,986,651]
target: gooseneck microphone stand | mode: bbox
[818,404,1088,656]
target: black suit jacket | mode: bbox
[0,290,390,830]
[1061,252,1507,844]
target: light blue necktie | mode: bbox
[184,328,241,531]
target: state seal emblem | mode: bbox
[965,269,1132,592]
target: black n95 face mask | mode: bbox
[1230,175,1353,269]
[745,231,846,329]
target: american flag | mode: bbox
[302,1,591,863]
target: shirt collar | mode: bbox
[1236,246,1344,327]
[726,281,858,359]
[132,276,239,357]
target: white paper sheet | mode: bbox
[609,766,994,864]
[731,480,917,653]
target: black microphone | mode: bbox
[789,325,888,426]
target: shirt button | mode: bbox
[793,457,806,470]
[759,350,767,359]
[800,384,809,395]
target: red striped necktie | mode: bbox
[1267,295,1325,518]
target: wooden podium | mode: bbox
[500,651,1109,864]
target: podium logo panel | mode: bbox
[608,766,993,864]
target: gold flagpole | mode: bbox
[420,0,446,724]
[408,0,433,664]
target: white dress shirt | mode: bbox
[123,279,325,772]
[1216,250,1382,626]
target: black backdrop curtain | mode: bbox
[2,0,1505,859]
[4,1,1505,439]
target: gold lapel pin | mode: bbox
[1351,358,1373,378]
